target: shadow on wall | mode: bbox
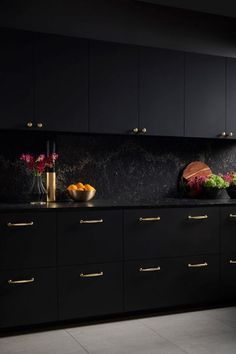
[0,130,236,203]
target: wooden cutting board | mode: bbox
[182,161,212,181]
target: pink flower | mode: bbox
[20,153,59,176]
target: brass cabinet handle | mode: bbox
[132,128,139,133]
[80,272,103,278]
[8,277,35,285]
[80,219,103,224]
[7,222,34,227]
[139,267,161,272]
[188,215,208,220]
[188,262,208,268]
[37,122,43,128]
[26,121,33,128]
[229,214,236,218]
[139,217,161,222]
[230,260,236,264]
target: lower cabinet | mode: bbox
[125,255,219,312]
[0,268,57,328]
[221,255,236,301]
[58,263,123,320]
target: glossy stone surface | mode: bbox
[0,130,236,203]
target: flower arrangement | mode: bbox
[185,175,206,197]
[204,174,229,189]
[223,172,236,186]
[20,153,58,176]
[183,173,229,198]
[223,172,236,198]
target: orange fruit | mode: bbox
[76,182,84,189]
[67,184,78,191]
[77,187,85,191]
[84,184,95,191]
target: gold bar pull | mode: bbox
[229,214,236,218]
[80,219,103,224]
[230,260,236,264]
[188,215,208,220]
[139,267,161,272]
[7,222,34,227]
[188,262,208,268]
[8,277,35,285]
[80,272,103,278]
[139,217,161,222]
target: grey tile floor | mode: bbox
[1,307,236,354]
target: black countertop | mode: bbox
[1,198,236,211]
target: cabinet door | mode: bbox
[185,53,225,138]
[58,263,123,320]
[0,268,57,328]
[0,29,33,129]
[0,212,56,269]
[35,33,88,132]
[124,207,219,260]
[124,258,181,311]
[125,255,219,312]
[89,40,138,134]
[221,255,236,301]
[178,255,220,305]
[226,58,236,138]
[139,47,184,136]
[57,210,123,265]
[220,207,236,253]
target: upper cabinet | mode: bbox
[226,58,236,139]
[139,47,184,136]
[0,29,34,129]
[89,41,138,134]
[34,34,88,132]
[185,53,226,138]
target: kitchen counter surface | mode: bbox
[1,198,236,211]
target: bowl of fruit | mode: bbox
[67,182,96,202]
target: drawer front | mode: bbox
[125,255,219,312]
[57,210,123,265]
[0,212,56,269]
[220,207,236,253]
[178,255,220,306]
[124,258,181,311]
[0,267,57,328]
[124,207,219,260]
[58,262,123,320]
[221,254,236,301]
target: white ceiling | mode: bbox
[137,0,236,18]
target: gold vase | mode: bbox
[46,171,56,202]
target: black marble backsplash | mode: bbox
[1,130,236,203]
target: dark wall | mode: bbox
[1,130,236,203]
[1,0,236,57]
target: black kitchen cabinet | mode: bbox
[185,53,225,138]
[34,33,88,132]
[58,262,123,320]
[0,28,34,130]
[221,255,236,301]
[125,255,219,311]
[89,40,138,134]
[226,58,236,138]
[124,207,219,260]
[220,207,236,253]
[139,47,184,136]
[57,210,123,265]
[125,258,181,311]
[0,268,57,328]
[0,212,56,269]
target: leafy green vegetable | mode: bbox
[204,174,229,189]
